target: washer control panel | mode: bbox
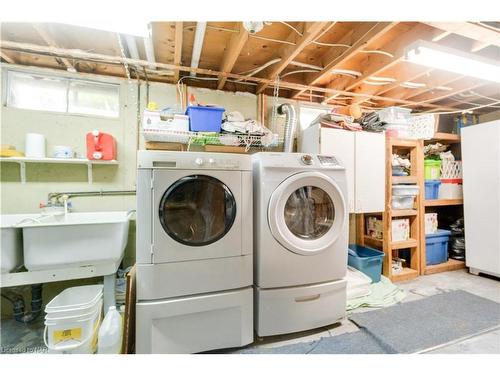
[192,157,239,169]
[300,154,314,165]
[317,155,340,166]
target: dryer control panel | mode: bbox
[317,155,340,166]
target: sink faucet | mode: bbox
[40,194,72,214]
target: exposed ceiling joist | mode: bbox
[424,22,500,49]
[255,22,330,94]
[351,66,434,105]
[0,51,15,63]
[32,23,76,72]
[0,39,462,112]
[292,22,397,99]
[173,22,183,82]
[217,22,249,90]
[124,35,140,60]
[325,24,441,103]
[190,22,207,77]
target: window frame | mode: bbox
[4,69,121,119]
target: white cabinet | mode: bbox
[462,120,500,278]
[301,125,385,213]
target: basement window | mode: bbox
[6,71,120,118]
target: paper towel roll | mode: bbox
[25,133,46,158]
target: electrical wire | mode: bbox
[281,69,320,78]
[423,99,500,115]
[449,96,500,109]
[279,21,351,48]
[359,50,395,58]
[249,34,296,46]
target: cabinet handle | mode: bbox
[295,294,321,302]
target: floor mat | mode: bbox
[228,290,500,354]
[349,290,500,353]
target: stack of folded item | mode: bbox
[358,111,387,132]
[311,112,363,131]
[221,111,278,147]
[347,276,406,311]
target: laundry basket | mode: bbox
[44,285,103,354]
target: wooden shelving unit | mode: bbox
[357,137,423,283]
[418,134,466,275]
[424,199,463,207]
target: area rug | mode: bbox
[228,290,500,354]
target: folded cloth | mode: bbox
[311,112,362,131]
[225,111,246,122]
[347,275,406,311]
[222,119,273,136]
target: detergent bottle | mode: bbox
[98,306,123,354]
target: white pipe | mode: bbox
[143,38,156,70]
[190,22,207,77]
[124,35,140,60]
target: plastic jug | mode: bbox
[97,306,123,354]
[86,130,116,160]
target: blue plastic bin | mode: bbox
[348,244,385,283]
[185,106,225,132]
[426,229,451,265]
[425,180,441,200]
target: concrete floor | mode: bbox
[1,269,499,354]
[251,269,500,353]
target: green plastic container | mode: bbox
[424,159,442,180]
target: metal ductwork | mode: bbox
[278,103,297,153]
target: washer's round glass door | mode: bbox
[284,186,335,240]
[159,175,237,246]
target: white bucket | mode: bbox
[44,285,103,354]
[45,285,103,319]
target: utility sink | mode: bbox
[14,211,132,271]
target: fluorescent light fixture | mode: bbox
[405,40,500,83]
[61,21,150,37]
[190,22,207,77]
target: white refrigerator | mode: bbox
[461,120,500,277]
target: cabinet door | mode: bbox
[319,128,355,213]
[355,131,385,213]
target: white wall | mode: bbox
[0,65,264,318]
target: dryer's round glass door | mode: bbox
[268,171,346,255]
[284,186,335,240]
[159,175,237,246]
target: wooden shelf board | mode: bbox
[424,259,466,275]
[389,138,420,148]
[424,199,463,207]
[429,132,461,143]
[391,267,419,282]
[363,235,383,248]
[391,209,418,217]
[391,238,418,249]
[392,175,418,184]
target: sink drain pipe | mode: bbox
[1,284,43,324]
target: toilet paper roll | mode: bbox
[25,133,46,158]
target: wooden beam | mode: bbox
[0,51,14,63]
[173,22,183,82]
[325,24,440,101]
[256,22,329,94]
[0,40,462,112]
[292,22,397,99]
[217,22,249,90]
[350,66,434,105]
[32,23,75,72]
[424,22,500,49]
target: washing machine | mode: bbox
[135,151,253,353]
[253,152,348,336]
